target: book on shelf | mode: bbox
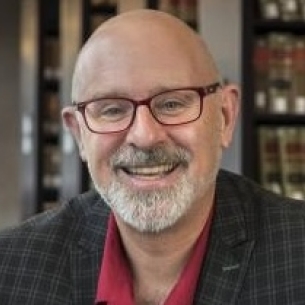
[43,36,60,81]
[300,0,305,19]
[91,13,115,31]
[258,0,303,21]
[43,91,60,136]
[159,0,179,16]
[258,126,305,199]
[253,36,270,112]
[258,0,281,20]
[178,0,197,25]
[292,38,305,113]
[268,33,294,114]
[43,144,61,189]
[278,127,304,199]
[253,33,305,114]
[158,0,197,26]
[278,0,300,21]
[258,127,283,195]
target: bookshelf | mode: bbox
[20,0,61,218]
[242,0,305,199]
[19,0,119,218]
[20,0,199,219]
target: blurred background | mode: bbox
[0,0,243,230]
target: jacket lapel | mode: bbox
[69,196,110,304]
[69,248,101,304]
[194,233,255,305]
[193,171,256,305]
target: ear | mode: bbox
[219,84,240,148]
[61,106,87,161]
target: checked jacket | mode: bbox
[1,169,305,304]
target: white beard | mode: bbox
[96,174,195,233]
[90,145,220,233]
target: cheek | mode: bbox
[174,113,223,177]
[194,134,222,176]
[82,133,124,187]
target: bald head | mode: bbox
[72,9,220,102]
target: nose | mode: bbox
[125,105,168,148]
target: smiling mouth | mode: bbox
[121,163,178,177]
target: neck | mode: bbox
[114,190,214,305]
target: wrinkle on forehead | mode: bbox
[72,9,220,102]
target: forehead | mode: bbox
[74,23,214,101]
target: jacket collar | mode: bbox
[193,170,257,305]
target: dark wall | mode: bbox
[0,0,21,229]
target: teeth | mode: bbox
[126,164,175,176]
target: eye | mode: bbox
[163,99,185,110]
[154,97,191,116]
[164,99,185,110]
[86,99,133,121]
[100,105,126,116]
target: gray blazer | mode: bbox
[1,170,305,304]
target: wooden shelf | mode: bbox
[254,114,305,126]
[255,20,305,34]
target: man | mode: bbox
[1,9,305,305]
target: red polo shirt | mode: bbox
[95,211,213,305]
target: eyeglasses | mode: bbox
[73,82,221,134]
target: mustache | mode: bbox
[110,145,191,168]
